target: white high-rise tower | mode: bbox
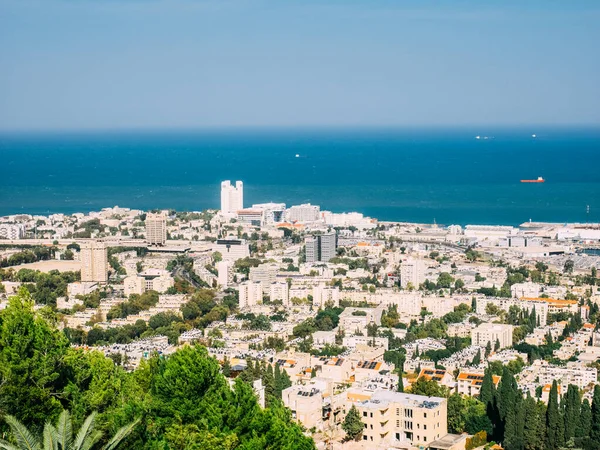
[220,180,244,214]
[80,240,108,283]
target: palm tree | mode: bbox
[0,410,138,450]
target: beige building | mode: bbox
[249,264,278,293]
[146,212,167,246]
[356,390,447,448]
[312,284,340,308]
[269,282,289,305]
[124,270,174,296]
[239,281,262,308]
[400,257,427,289]
[471,323,513,349]
[80,240,107,283]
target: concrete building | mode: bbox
[217,260,234,288]
[251,203,286,224]
[249,264,279,292]
[476,297,548,326]
[312,284,340,308]
[237,209,264,226]
[286,203,320,223]
[305,232,337,263]
[400,257,427,289]
[213,238,250,261]
[355,390,448,448]
[221,180,243,214]
[146,212,167,246]
[471,323,514,349]
[269,282,289,305]
[124,270,174,296]
[239,281,262,308]
[80,240,108,283]
[0,224,25,240]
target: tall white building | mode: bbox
[221,180,244,214]
[250,263,279,293]
[217,260,234,288]
[146,212,167,246]
[269,282,289,305]
[213,238,250,261]
[400,257,426,289]
[239,281,262,309]
[285,203,320,223]
[80,240,108,283]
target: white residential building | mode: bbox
[312,284,340,308]
[269,282,289,305]
[400,257,427,289]
[239,281,262,308]
[471,323,513,349]
[0,224,25,240]
[221,180,244,214]
[217,260,234,288]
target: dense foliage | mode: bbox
[0,289,315,449]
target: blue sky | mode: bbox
[0,0,599,130]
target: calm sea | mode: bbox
[1,128,599,225]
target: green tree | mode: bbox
[590,385,600,450]
[563,384,580,442]
[522,394,544,450]
[342,405,363,441]
[0,288,69,429]
[545,380,563,450]
[576,398,592,440]
[409,377,448,397]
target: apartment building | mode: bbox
[269,282,289,305]
[217,260,234,288]
[124,270,174,296]
[250,264,279,292]
[145,212,167,246]
[400,257,427,289]
[356,391,447,448]
[471,323,513,349]
[80,240,108,283]
[239,281,262,308]
[312,284,340,308]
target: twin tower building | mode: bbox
[220,180,243,215]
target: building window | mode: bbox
[370,413,373,418]
[424,413,427,418]
[396,420,400,427]
[404,409,413,418]
[424,425,427,430]
[363,436,367,441]
[396,408,400,416]
[364,424,367,428]
[363,412,367,417]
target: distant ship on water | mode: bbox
[521,177,545,183]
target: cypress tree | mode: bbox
[563,384,580,441]
[590,385,600,450]
[504,394,525,450]
[523,394,542,450]
[546,380,562,450]
[498,367,518,442]
[485,341,492,357]
[222,356,231,377]
[273,363,282,398]
[472,349,481,366]
[494,338,501,352]
[479,367,494,406]
[397,371,404,393]
[575,398,592,440]
[262,364,276,407]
